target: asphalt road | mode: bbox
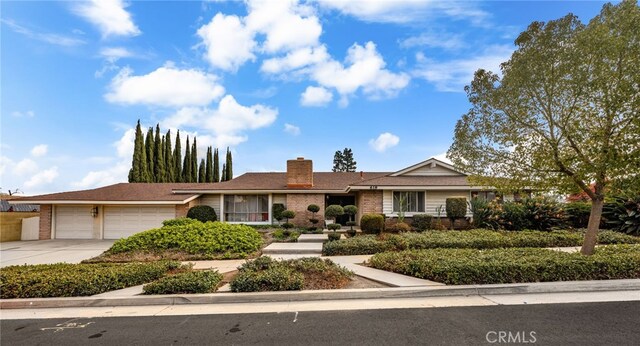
[2,301,639,345]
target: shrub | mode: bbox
[187,205,217,223]
[412,214,433,231]
[344,205,358,217]
[281,210,296,222]
[498,201,528,230]
[446,198,467,229]
[603,196,640,236]
[272,229,300,242]
[328,223,342,231]
[597,230,640,244]
[162,217,199,227]
[469,198,497,229]
[325,205,344,219]
[107,221,263,259]
[360,214,384,234]
[369,245,640,285]
[387,221,411,233]
[521,197,566,231]
[346,228,357,237]
[323,235,391,256]
[143,270,223,294]
[346,221,357,227]
[307,204,320,213]
[328,232,342,241]
[565,202,592,228]
[272,203,286,222]
[0,261,180,298]
[281,222,294,229]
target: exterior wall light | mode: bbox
[91,206,99,217]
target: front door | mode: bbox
[325,194,356,225]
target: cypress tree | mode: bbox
[213,148,220,182]
[225,147,233,181]
[153,124,164,182]
[144,127,155,181]
[191,137,198,183]
[205,147,213,183]
[343,148,357,172]
[221,163,227,182]
[164,130,174,182]
[129,120,148,182]
[198,159,206,183]
[183,136,192,183]
[173,130,182,182]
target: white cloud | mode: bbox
[300,86,333,107]
[30,144,48,157]
[369,132,400,152]
[1,19,85,47]
[13,159,39,176]
[72,0,141,38]
[24,167,59,188]
[115,128,135,158]
[400,31,465,51]
[432,152,453,164]
[413,45,513,92]
[72,162,129,189]
[0,156,14,176]
[105,65,225,107]
[100,47,134,62]
[11,110,35,118]
[284,123,301,136]
[197,13,256,72]
[261,46,329,74]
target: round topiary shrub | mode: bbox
[186,205,217,223]
[328,223,342,231]
[360,214,384,234]
[272,203,286,223]
[325,205,344,219]
[282,223,294,229]
[327,233,341,241]
[307,204,320,213]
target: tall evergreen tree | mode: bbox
[225,147,233,181]
[173,130,182,182]
[343,148,357,172]
[129,120,149,182]
[205,147,213,183]
[198,159,206,183]
[191,137,198,183]
[153,124,164,182]
[164,130,174,183]
[144,127,155,181]
[221,163,227,182]
[332,150,344,172]
[183,136,192,183]
[213,148,220,182]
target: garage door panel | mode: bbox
[56,206,93,239]
[104,206,175,239]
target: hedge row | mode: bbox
[108,218,263,258]
[143,270,223,294]
[0,261,180,299]
[230,257,353,292]
[369,245,640,285]
[322,229,640,256]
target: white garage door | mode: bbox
[55,206,94,239]
[103,206,175,239]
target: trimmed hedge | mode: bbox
[108,219,262,259]
[143,270,223,294]
[0,261,180,298]
[322,229,640,256]
[187,205,217,222]
[360,214,384,234]
[369,245,640,285]
[412,214,433,231]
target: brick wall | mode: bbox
[357,190,383,215]
[285,194,325,227]
[39,204,52,240]
[175,204,189,218]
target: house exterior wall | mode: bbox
[357,190,383,223]
[198,194,221,219]
[425,190,470,216]
[39,204,52,240]
[175,200,198,218]
[285,193,325,227]
[287,158,313,188]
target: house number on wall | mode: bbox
[369,186,378,190]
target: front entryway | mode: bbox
[325,194,356,225]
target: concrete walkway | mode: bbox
[0,240,115,267]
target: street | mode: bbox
[2,301,639,345]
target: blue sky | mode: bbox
[1,0,608,195]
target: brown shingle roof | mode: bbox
[351,175,471,187]
[11,183,200,203]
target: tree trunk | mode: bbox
[580,197,604,255]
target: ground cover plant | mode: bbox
[230,257,353,292]
[271,229,300,242]
[143,270,223,294]
[0,261,181,299]
[87,218,263,262]
[322,229,640,256]
[369,244,640,285]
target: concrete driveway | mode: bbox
[0,240,115,267]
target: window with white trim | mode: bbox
[393,191,425,213]
[224,195,269,222]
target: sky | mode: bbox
[0,0,609,195]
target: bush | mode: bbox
[469,198,497,229]
[187,205,217,223]
[411,214,433,231]
[281,222,295,229]
[272,229,300,242]
[230,257,352,292]
[565,202,592,228]
[323,235,391,256]
[162,217,199,227]
[143,270,223,294]
[0,261,180,298]
[344,205,358,217]
[328,223,341,231]
[445,198,467,219]
[307,204,320,213]
[603,196,640,236]
[387,221,411,233]
[281,210,296,222]
[360,214,384,234]
[521,197,566,231]
[107,220,263,259]
[369,245,640,285]
[325,205,344,219]
[272,203,286,222]
[497,201,528,230]
[328,232,342,241]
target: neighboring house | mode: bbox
[1,199,39,212]
[11,157,504,240]
[0,199,40,242]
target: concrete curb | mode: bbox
[2,279,639,310]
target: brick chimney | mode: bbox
[287,157,313,188]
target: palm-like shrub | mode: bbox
[604,196,640,236]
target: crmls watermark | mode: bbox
[486,331,537,344]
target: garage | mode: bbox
[55,206,94,239]
[103,206,175,239]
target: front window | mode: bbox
[393,191,425,213]
[224,195,269,222]
[472,191,498,202]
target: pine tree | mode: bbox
[205,147,213,183]
[213,148,220,182]
[191,137,198,183]
[173,131,182,182]
[153,124,164,182]
[129,120,149,182]
[198,159,206,183]
[332,150,344,172]
[183,136,192,183]
[164,130,174,182]
[221,163,227,182]
[343,148,357,172]
[145,127,155,181]
[225,147,233,181]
